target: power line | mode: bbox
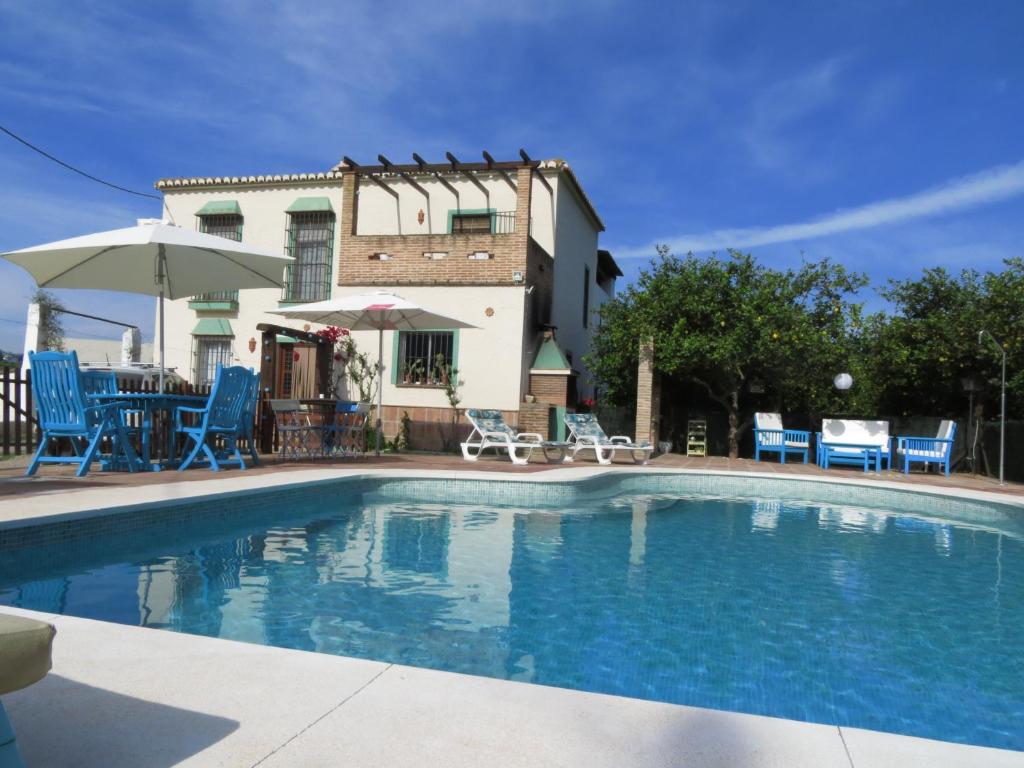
[0,124,162,201]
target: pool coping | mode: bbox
[1,467,1022,766]
[3,607,1023,767]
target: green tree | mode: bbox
[587,248,868,457]
[874,259,1023,419]
[33,289,66,352]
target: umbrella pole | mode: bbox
[158,286,165,393]
[157,247,166,393]
[376,328,383,456]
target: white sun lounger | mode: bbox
[564,412,653,465]
[460,409,570,465]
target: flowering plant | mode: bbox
[315,326,350,344]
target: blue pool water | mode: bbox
[1,483,1021,750]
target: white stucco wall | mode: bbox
[156,184,344,380]
[344,285,526,412]
[353,174,514,236]
[548,176,602,398]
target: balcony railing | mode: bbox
[191,290,239,303]
[189,290,239,309]
[450,210,518,235]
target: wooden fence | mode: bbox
[1,366,34,457]
[0,367,227,459]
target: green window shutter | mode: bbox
[191,318,234,337]
[391,331,401,385]
[286,197,334,213]
[195,200,242,216]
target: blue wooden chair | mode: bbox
[753,412,810,463]
[897,420,957,477]
[236,371,261,465]
[26,351,140,477]
[175,365,252,471]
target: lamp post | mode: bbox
[960,374,982,474]
[978,330,1006,486]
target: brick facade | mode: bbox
[529,373,570,407]
[379,405,519,452]
[518,401,552,438]
[337,167,554,290]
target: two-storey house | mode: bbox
[154,152,619,448]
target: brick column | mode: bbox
[338,172,358,286]
[515,166,532,247]
[519,401,552,439]
[635,338,659,447]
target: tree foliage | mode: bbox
[588,250,1024,458]
[870,260,1024,419]
[587,248,867,457]
[33,289,66,352]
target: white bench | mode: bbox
[818,419,891,472]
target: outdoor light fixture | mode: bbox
[512,271,524,284]
[833,373,853,391]
[248,337,257,353]
[978,330,1007,485]
[961,374,982,475]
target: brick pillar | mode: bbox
[339,172,358,285]
[519,401,552,439]
[515,166,533,240]
[635,338,659,447]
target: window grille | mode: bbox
[448,210,516,234]
[451,213,492,234]
[397,331,455,384]
[194,215,243,302]
[194,337,233,387]
[283,212,334,302]
[199,214,243,241]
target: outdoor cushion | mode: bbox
[754,412,784,434]
[821,419,890,447]
[0,613,56,695]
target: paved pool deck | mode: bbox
[4,606,1022,768]
[0,458,1021,766]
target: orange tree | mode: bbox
[871,259,1024,419]
[587,248,868,458]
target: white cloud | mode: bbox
[616,159,1024,258]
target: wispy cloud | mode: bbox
[616,159,1024,258]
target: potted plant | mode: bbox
[402,361,412,384]
[408,359,425,384]
[434,352,449,386]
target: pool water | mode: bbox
[1,489,1021,750]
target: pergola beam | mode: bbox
[485,150,517,191]
[337,155,537,177]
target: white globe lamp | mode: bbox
[833,373,853,391]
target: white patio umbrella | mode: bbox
[1,220,293,389]
[271,291,474,455]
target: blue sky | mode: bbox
[1,0,1022,351]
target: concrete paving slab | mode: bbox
[841,725,1024,767]
[259,663,853,768]
[4,612,387,768]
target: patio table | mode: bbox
[88,392,209,471]
[820,442,882,472]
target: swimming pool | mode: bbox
[0,474,1021,750]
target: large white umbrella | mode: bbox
[1,220,293,389]
[271,291,474,455]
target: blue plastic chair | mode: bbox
[26,351,140,477]
[175,365,252,471]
